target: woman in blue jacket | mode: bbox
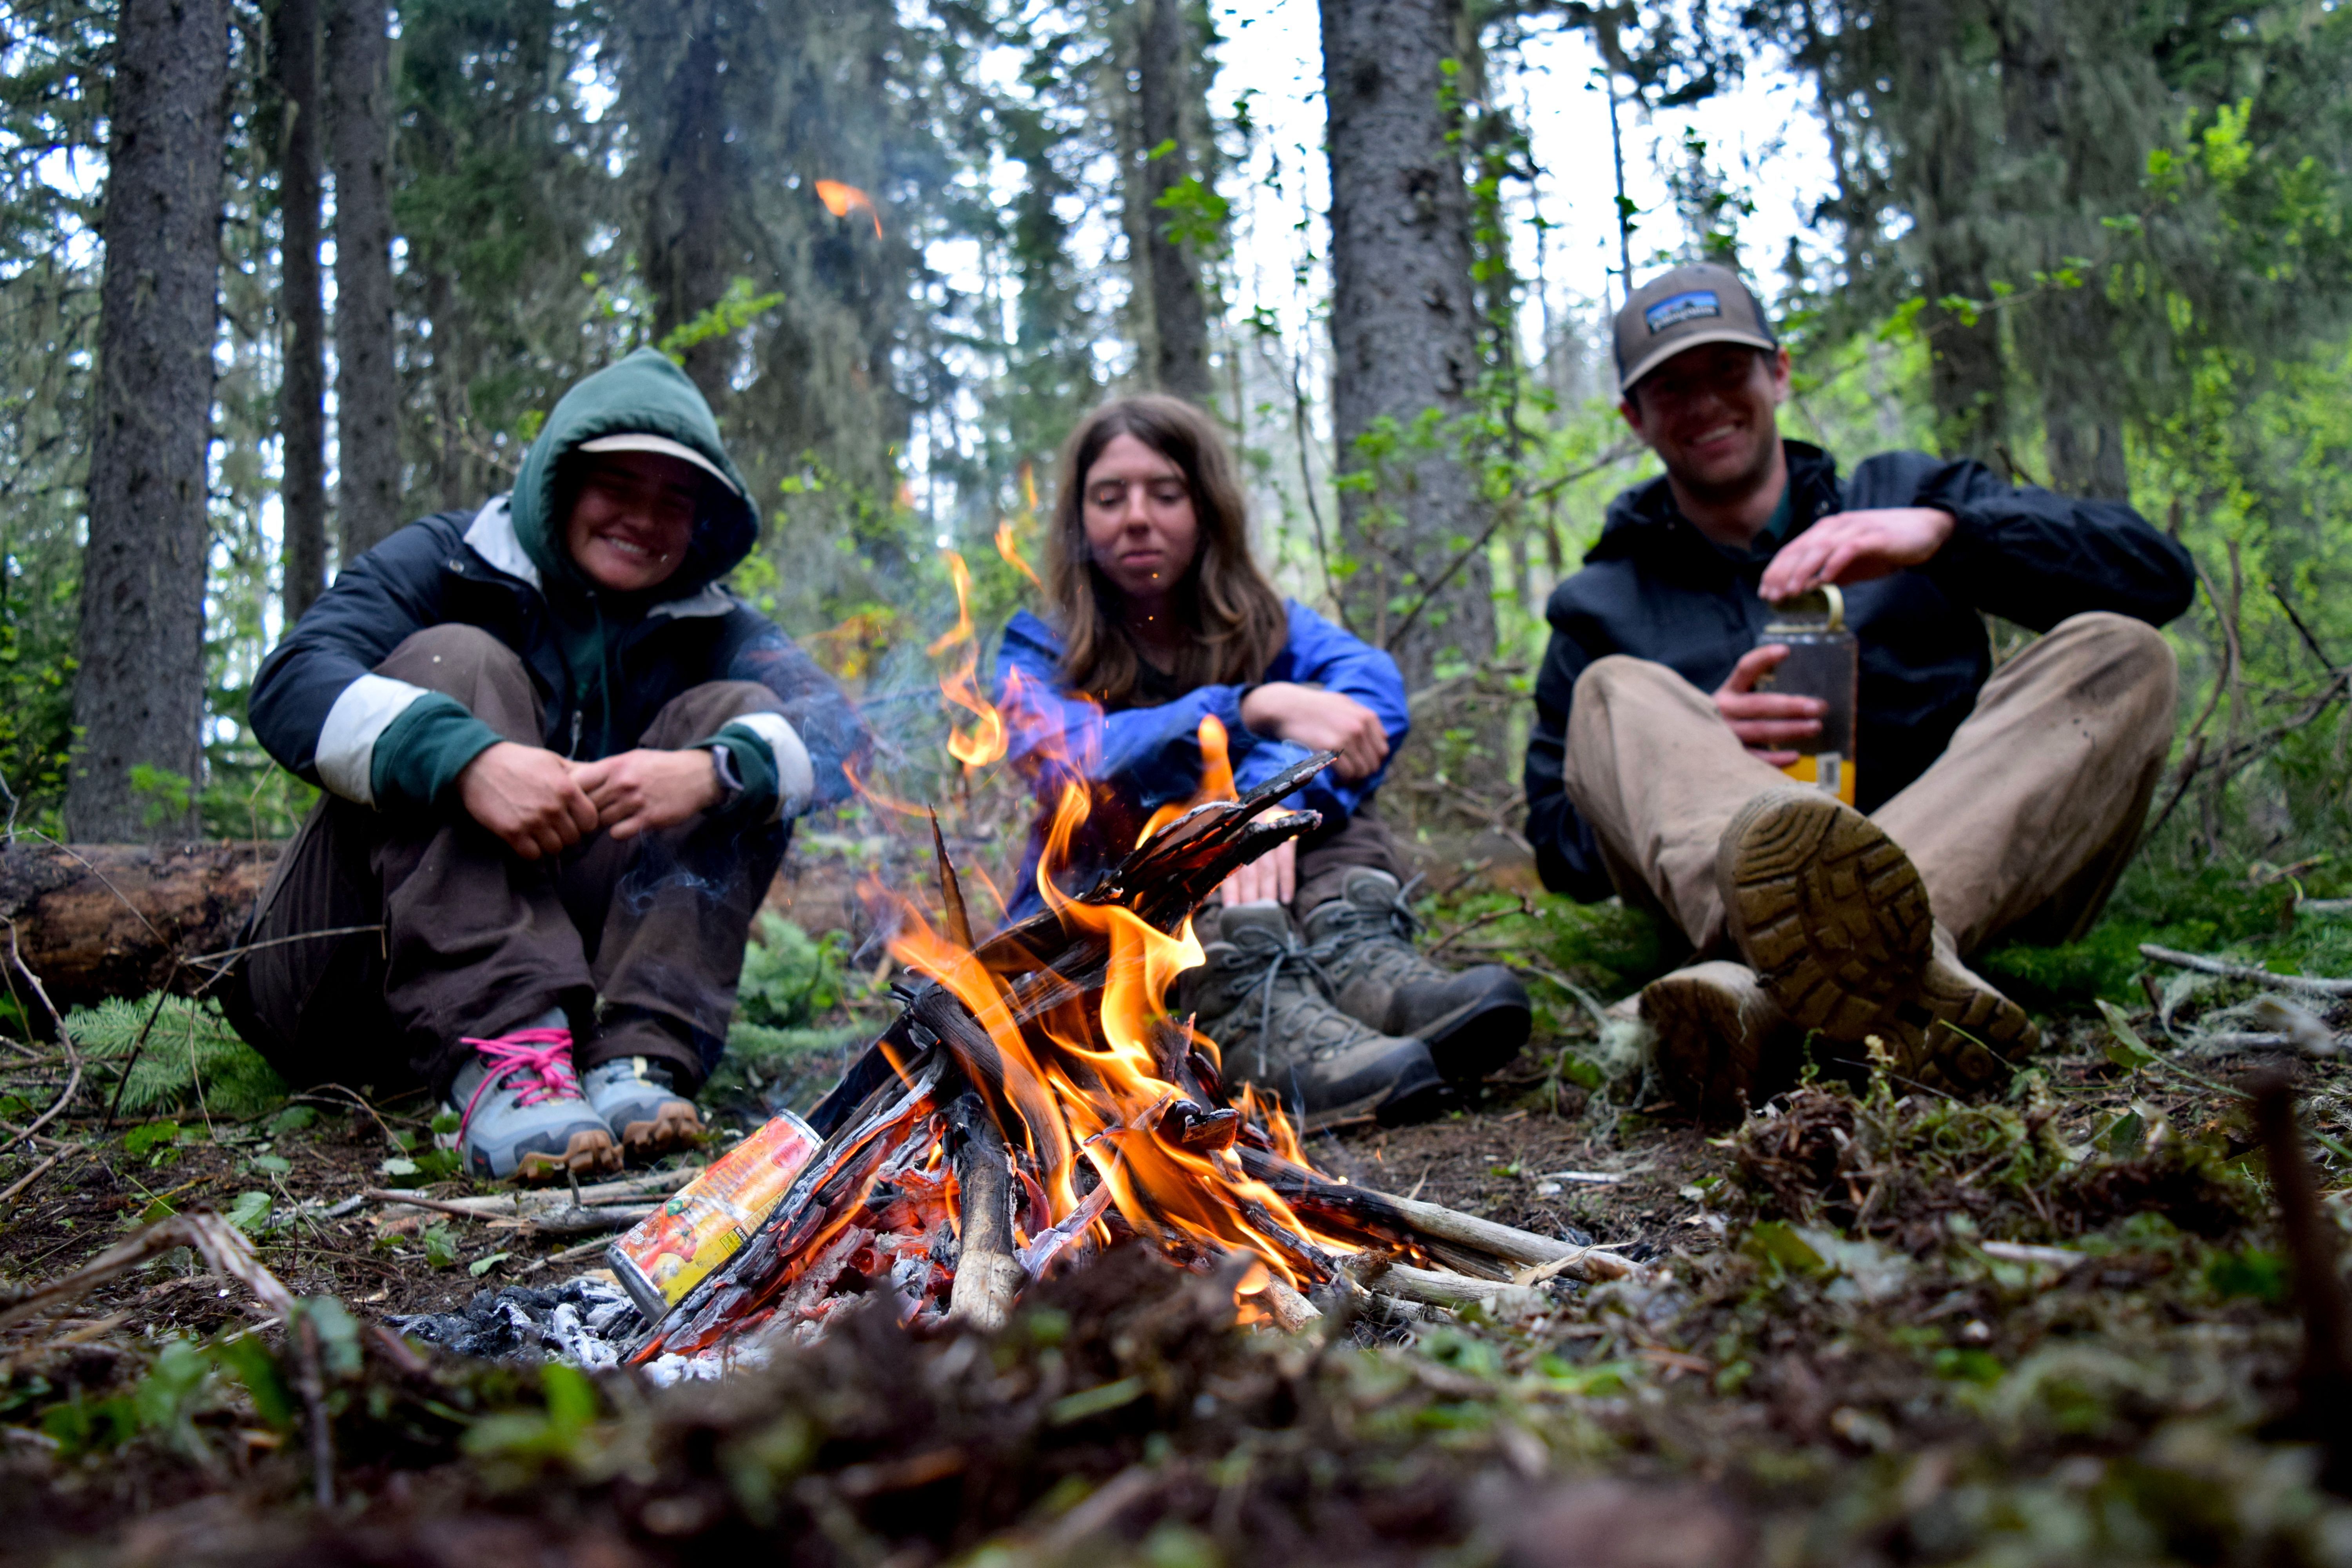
[995,396,1528,1129]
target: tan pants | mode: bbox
[1562,612,2179,959]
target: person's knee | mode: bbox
[1572,654,1663,709]
[378,624,531,697]
[2049,612,2178,720]
[640,680,786,750]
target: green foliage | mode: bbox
[657,276,786,363]
[709,914,867,1114]
[735,912,850,1029]
[67,994,286,1120]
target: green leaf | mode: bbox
[250,1153,291,1175]
[430,1109,461,1137]
[1742,1220,1827,1276]
[0,1093,32,1120]
[209,1334,296,1430]
[267,1105,316,1135]
[122,1120,180,1158]
[303,1298,364,1378]
[469,1251,512,1278]
[379,1156,420,1181]
[423,1223,460,1269]
[225,1191,272,1233]
[2096,1000,2159,1069]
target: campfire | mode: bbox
[608,588,1638,1367]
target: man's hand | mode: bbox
[572,748,723,842]
[1240,683,1390,781]
[1757,506,1955,602]
[457,742,599,860]
[1714,645,1824,768]
[1218,808,1298,907]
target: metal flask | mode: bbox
[1755,584,1858,805]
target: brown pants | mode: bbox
[222,626,790,1097]
[1563,612,2179,960]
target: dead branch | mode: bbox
[2249,1072,2352,1490]
[0,1142,84,1205]
[0,1212,295,1332]
[2138,943,2352,998]
[4,916,80,1152]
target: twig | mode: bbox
[290,1083,405,1149]
[0,1212,295,1331]
[2139,943,2352,998]
[292,1306,336,1508]
[2,918,80,1153]
[1426,898,1528,958]
[0,1142,82,1205]
[2270,582,2338,672]
[2249,1071,2352,1488]
[104,988,172,1129]
[519,1236,613,1277]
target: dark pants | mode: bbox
[223,626,789,1098]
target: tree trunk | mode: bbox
[69,0,228,843]
[1131,0,1212,405]
[1887,0,2007,464]
[274,0,328,623]
[327,0,401,559]
[1319,0,1494,691]
[636,4,737,409]
[0,842,281,1016]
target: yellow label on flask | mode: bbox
[1780,751,1856,806]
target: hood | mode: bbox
[1587,439,1842,568]
[508,347,760,602]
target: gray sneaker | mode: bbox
[449,1026,619,1183]
[1301,869,1532,1083]
[1187,901,1445,1131]
[580,1055,703,1158]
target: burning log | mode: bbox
[946,1093,1024,1330]
[620,739,1606,1366]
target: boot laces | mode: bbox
[458,1027,583,1138]
[1220,922,1365,1076]
[1303,874,1426,969]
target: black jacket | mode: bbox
[1524,441,2196,899]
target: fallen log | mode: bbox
[0,839,283,1016]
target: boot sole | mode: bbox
[1640,968,1790,1124]
[1719,788,2038,1093]
[1416,995,1534,1084]
[1291,1052,1449,1134]
[508,1128,622,1184]
[619,1103,704,1160]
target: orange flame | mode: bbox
[862,694,1356,1302]
[815,178,883,238]
[929,551,1007,769]
[995,520,1043,594]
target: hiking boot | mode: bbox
[449,1024,619,1183]
[1717,788,2039,1095]
[1639,961,1794,1124]
[1187,901,1445,1131]
[580,1055,703,1158]
[1301,869,1533,1084]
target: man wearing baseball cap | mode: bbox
[1524,263,2196,1120]
[227,348,870,1181]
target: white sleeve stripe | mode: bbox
[730,711,813,823]
[315,675,434,805]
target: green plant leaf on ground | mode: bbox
[469,1251,511,1278]
[225,1191,271,1233]
[121,1120,180,1158]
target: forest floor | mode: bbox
[3,834,2352,1566]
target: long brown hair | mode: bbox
[1045,396,1289,709]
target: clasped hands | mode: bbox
[1218,682,1390,907]
[1716,506,1953,763]
[457,740,721,860]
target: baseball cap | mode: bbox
[576,432,742,497]
[1612,263,1778,397]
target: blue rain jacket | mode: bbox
[993,601,1409,923]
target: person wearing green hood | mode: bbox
[230,349,870,1182]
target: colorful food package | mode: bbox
[607,1109,820,1321]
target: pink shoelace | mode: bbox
[457,1027,583,1139]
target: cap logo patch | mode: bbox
[1644,290,1722,334]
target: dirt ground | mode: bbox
[4,835,2352,1566]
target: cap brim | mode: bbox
[1618,328,1779,399]
[577,432,742,497]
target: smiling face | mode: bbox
[562,452,704,593]
[1080,431,1201,614]
[1620,342,1792,507]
